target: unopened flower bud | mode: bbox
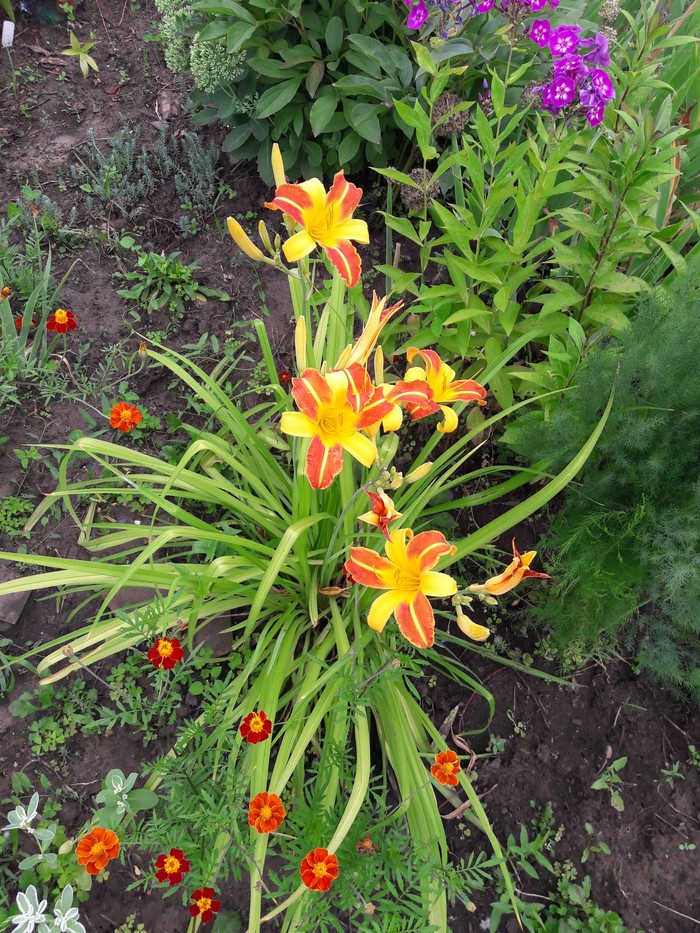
[227,217,265,262]
[258,220,274,255]
[271,143,286,189]
[404,462,432,484]
[138,342,147,359]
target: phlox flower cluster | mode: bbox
[472,0,559,16]
[528,20,615,126]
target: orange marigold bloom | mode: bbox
[46,308,77,333]
[109,402,143,433]
[155,848,190,885]
[344,528,457,649]
[431,749,461,787]
[265,173,369,287]
[189,888,221,923]
[300,848,339,892]
[147,636,184,670]
[0,286,11,299]
[355,836,379,854]
[403,348,486,433]
[469,538,551,596]
[240,710,272,744]
[76,827,120,875]
[248,792,286,834]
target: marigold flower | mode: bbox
[76,827,120,875]
[280,365,392,489]
[248,792,286,834]
[240,710,272,744]
[109,402,143,433]
[403,348,486,433]
[15,316,37,329]
[469,539,551,596]
[1,286,12,299]
[155,848,190,885]
[358,489,402,540]
[300,848,339,892]
[189,888,221,922]
[265,173,369,287]
[46,308,76,333]
[278,368,292,385]
[147,636,184,670]
[431,749,461,786]
[344,528,457,648]
[355,836,378,854]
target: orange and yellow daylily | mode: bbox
[265,173,369,287]
[469,539,551,596]
[280,364,392,489]
[403,348,487,433]
[336,293,404,369]
[344,528,457,648]
[358,489,402,540]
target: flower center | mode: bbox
[90,841,107,859]
[164,856,180,873]
[250,715,264,733]
[442,762,454,774]
[157,640,173,657]
[392,567,420,591]
[312,862,329,879]
[197,897,212,913]
[260,806,273,821]
[55,309,68,324]
[308,204,337,242]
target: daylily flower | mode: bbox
[455,606,491,642]
[109,402,143,433]
[300,848,339,892]
[336,292,404,369]
[76,827,120,875]
[240,710,272,744]
[280,365,392,489]
[358,489,402,540]
[147,637,184,670]
[47,308,76,333]
[265,173,369,287]
[155,848,190,885]
[248,792,286,834]
[430,749,461,786]
[189,888,221,923]
[403,348,487,433]
[469,538,551,596]
[345,528,457,648]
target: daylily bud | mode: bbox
[271,143,286,189]
[335,344,352,371]
[227,217,265,262]
[258,220,274,255]
[274,233,281,253]
[374,346,384,386]
[138,342,148,359]
[295,316,307,371]
[377,432,399,466]
[404,462,432,484]
[455,606,491,643]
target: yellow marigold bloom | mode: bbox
[403,348,487,433]
[265,173,369,287]
[344,528,457,648]
[469,539,551,596]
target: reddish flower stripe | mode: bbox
[291,369,333,419]
[324,242,362,290]
[265,183,314,227]
[395,592,434,648]
[326,171,362,220]
[306,435,344,490]
[407,530,456,572]
[344,548,394,588]
[354,388,395,430]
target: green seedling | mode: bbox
[591,757,627,811]
[61,32,98,79]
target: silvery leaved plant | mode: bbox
[2,793,39,834]
[6,885,85,933]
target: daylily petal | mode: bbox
[456,614,491,642]
[444,378,487,403]
[306,435,344,489]
[407,530,456,572]
[346,547,395,588]
[298,176,328,206]
[420,570,458,598]
[395,592,435,648]
[340,430,377,468]
[342,364,374,412]
[386,379,434,408]
[355,387,394,429]
[265,183,315,227]
[333,218,370,244]
[292,368,333,418]
[367,590,406,633]
[280,411,316,438]
[382,403,404,432]
[437,404,459,433]
[283,229,317,263]
[324,241,362,288]
[326,172,363,222]
[342,294,404,369]
[358,510,381,526]
[384,528,412,569]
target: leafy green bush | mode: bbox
[503,274,700,701]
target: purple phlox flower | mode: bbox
[553,52,589,82]
[549,24,581,56]
[529,18,551,47]
[579,32,611,68]
[476,0,495,12]
[406,1,429,28]
[541,76,576,114]
[590,68,615,101]
[585,98,606,127]
[529,0,548,12]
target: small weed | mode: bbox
[687,744,700,769]
[591,757,627,812]
[581,822,611,864]
[660,761,685,790]
[0,496,34,535]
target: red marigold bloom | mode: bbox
[248,792,286,834]
[76,827,120,875]
[189,888,221,923]
[109,402,143,433]
[278,368,292,385]
[147,637,184,670]
[300,848,339,892]
[430,749,462,787]
[239,710,272,744]
[155,848,190,885]
[46,308,76,333]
